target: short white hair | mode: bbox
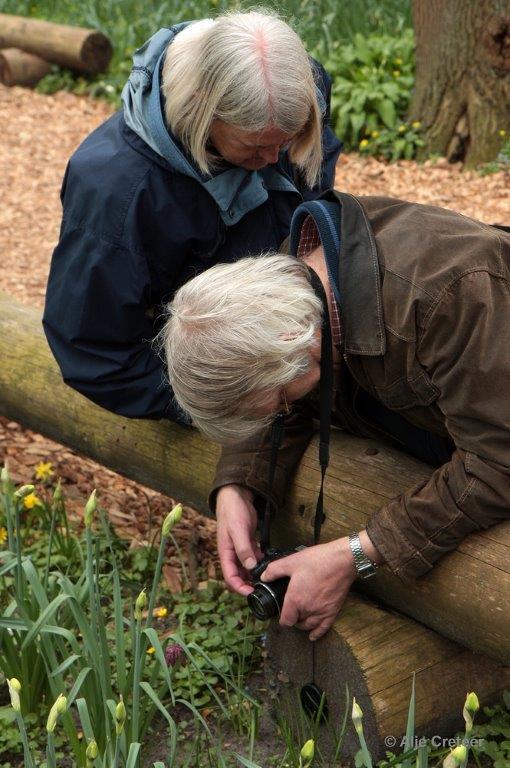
[161,11,323,188]
[161,254,322,444]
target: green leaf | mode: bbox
[376,99,396,128]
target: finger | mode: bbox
[230,530,259,571]
[309,620,332,642]
[279,596,300,628]
[295,615,319,631]
[218,537,253,595]
[260,558,293,583]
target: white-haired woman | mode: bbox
[44,10,342,424]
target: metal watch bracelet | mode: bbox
[348,533,378,579]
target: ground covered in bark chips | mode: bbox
[0,84,509,557]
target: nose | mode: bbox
[258,145,280,164]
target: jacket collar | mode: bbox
[291,190,386,356]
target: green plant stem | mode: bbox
[145,532,167,633]
[16,712,35,768]
[14,501,24,605]
[46,731,56,768]
[131,617,142,744]
[44,500,59,590]
[113,732,121,768]
[85,526,98,639]
[3,487,15,552]
[168,531,189,588]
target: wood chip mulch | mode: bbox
[0,84,509,562]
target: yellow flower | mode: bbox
[154,606,168,618]
[371,130,380,139]
[147,646,156,654]
[394,57,403,66]
[0,527,7,545]
[398,125,407,133]
[499,129,507,138]
[359,139,369,149]
[412,121,422,130]
[23,492,42,510]
[393,69,401,77]
[35,461,54,482]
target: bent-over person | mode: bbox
[162,191,510,641]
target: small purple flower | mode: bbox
[165,642,186,668]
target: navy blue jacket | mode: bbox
[43,25,342,422]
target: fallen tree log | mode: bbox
[0,47,51,86]
[1,293,510,666]
[266,593,510,760]
[0,14,112,73]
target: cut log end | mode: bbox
[79,32,113,74]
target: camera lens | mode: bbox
[247,577,289,620]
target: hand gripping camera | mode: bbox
[247,546,305,621]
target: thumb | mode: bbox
[231,532,258,571]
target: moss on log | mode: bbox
[0,14,112,73]
[1,294,509,666]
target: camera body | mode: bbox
[247,546,305,620]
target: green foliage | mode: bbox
[479,135,510,175]
[467,692,510,768]
[323,28,417,155]
[0,472,262,767]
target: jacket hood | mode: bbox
[121,23,299,225]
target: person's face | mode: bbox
[253,349,321,418]
[208,120,297,170]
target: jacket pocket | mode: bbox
[375,367,440,410]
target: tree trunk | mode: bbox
[1,294,510,665]
[0,14,112,74]
[409,0,510,168]
[0,48,52,87]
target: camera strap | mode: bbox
[260,266,333,553]
[308,267,334,546]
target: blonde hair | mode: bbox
[161,254,322,444]
[161,11,323,187]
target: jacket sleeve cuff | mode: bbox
[365,505,436,580]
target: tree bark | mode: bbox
[409,0,510,167]
[0,48,52,87]
[0,14,112,74]
[1,294,510,665]
[266,594,510,760]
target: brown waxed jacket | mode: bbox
[210,191,510,580]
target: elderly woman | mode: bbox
[163,191,510,641]
[43,10,341,422]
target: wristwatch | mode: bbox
[348,533,378,579]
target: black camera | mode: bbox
[247,546,304,620]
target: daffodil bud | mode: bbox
[7,678,21,712]
[162,504,183,537]
[115,697,126,735]
[300,738,315,763]
[14,484,34,500]
[47,693,67,733]
[84,489,97,528]
[451,745,468,765]
[352,698,363,734]
[53,479,63,503]
[86,739,99,766]
[1,464,10,490]
[465,692,479,714]
[134,589,147,621]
